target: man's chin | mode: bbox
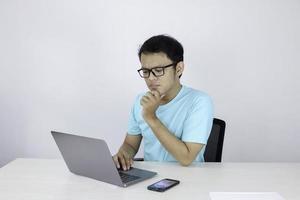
[148,87,158,92]
[151,88,162,94]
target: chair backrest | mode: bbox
[204,118,226,162]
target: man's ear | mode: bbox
[176,61,184,77]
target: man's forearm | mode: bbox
[146,117,195,166]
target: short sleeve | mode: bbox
[182,95,213,144]
[127,95,142,135]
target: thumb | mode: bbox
[151,90,161,99]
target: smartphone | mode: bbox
[147,178,180,192]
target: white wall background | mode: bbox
[1,0,299,167]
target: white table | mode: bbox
[0,158,299,200]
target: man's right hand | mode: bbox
[113,149,133,171]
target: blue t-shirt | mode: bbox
[127,85,213,162]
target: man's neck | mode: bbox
[160,83,182,105]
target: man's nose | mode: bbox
[148,71,157,80]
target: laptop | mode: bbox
[51,131,157,187]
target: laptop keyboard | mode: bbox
[118,171,140,183]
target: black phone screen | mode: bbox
[147,178,180,192]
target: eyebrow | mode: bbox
[140,65,164,69]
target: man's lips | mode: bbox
[149,85,160,89]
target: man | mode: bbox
[113,35,213,170]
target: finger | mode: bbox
[126,158,133,169]
[142,95,151,101]
[142,95,155,105]
[151,90,161,99]
[113,155,120,169]
[123,153,131,170]
[119,155,127,170]
[140,98,149,106]
[140,96,149,105]
[145,92,155,100]
[142,95,152,103]
[125,157,131,170]
[146,91,153,96]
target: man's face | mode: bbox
[140,52,178,96]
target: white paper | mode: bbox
[209,192,285,200]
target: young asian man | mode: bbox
[113,35,213,170]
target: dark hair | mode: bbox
[138,35,184,63]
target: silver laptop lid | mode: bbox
[51,131,124,186]
[51,131,157,187]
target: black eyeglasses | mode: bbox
[137,62,177,78]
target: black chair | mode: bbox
[204,118,226,162]
[134,118,226,162]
